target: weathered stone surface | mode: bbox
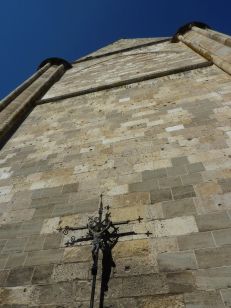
[113,256,158,277]
[52,262,89,282]
[181,173,203,185]
[2,238,27,253]
[195,266,231,290]
[153,216,198,237]
[25,235,45,252]
[195,245,231,269]
[112,192,150,208]
[110,205,145,221]
[142,168,167,180]
[167,165,187,177]
[5,267,34,287]
[113,239,150,258]
[40,217,60,234]
[0,285,38,305]
[137,295,185,307]
[37,282,73,305]
[43,233,62,250]
[178,231,215,250]
[5,253,27,269]
[212,228,231,246]
[161,198,197,218]
[187,162,205,173]
[150,189,172,204]
[25,248,64,266]
[172,185,196,200]
[184,290,224,308]
[0,209,35,225]
[195,212,231,231]
[31,264,53,284]
[122,274,169,297]
[158,251,197,272]
[172,156,189,166]
[167,271,196,293]
[63,245,92,263]
[18,221,43,237]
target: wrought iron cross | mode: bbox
[58,194,152,308]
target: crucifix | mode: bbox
[58,194,152,308]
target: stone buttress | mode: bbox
[0,22,231,307]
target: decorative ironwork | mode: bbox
[58,194,152,308]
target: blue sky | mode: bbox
[0,0,231,99]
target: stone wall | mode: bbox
[0,31,231,307]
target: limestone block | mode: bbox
[31,264,54,284]
[146,202,164,220]
[172,185,196,200]
[153,216,198,237]
[195,266,231,290]
[213,228,231,246]
[113,256,158,277]
[166,165,187,177]
[150,188,172,204]
[107,184,128,196]
[161,198,197,218]
[137,295,185,308]
[63,245,92,263]
[0,167,12,180]
[187,162,205,173]
[195,245,231,269]
[52,262,89,282]
[178,231,215,250]
[167,271,196,293]
[0,285,38,305]
[158,250,197,272]
[0,208,35,225]
[122,274,169,297]
[25,235,45,252]
[112,192,150,208]
[18,220,43,237]
[195,212,231,231]
[3,237,27,253]
[181,173,203,185]
[5,253,27,269]
[73,280,93,301]
[117,172,142,185]
[43,233,62,250]
[37,282,73,305]
[25,248,64,266]
[5,267,34,287]
[40,217,60,234]
[58,213,87,229]
[195,182,222,199]
[184,290,224,308]
[110,205,145,221]
[158,176,182,189]
[142,168,167,180]
[113,239,150,259]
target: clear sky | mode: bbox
[0,0,231,99]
